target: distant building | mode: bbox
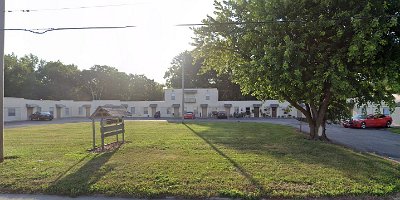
[3,89,400,126]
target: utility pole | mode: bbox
[0,0,5,163]
[181,56,184,123]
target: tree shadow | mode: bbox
[183,122,400,195]
[46,148,119,197]
[183,123,266,194]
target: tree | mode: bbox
[4,54,39,99]
[36,61,81,100]
[164,51,257,100]
[193,0,399,140]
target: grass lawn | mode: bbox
[1,121,399,199]
[390,127,400,134]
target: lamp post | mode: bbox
[181,56,185,123]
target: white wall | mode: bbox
[5,89,399,125]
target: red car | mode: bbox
[183,112,195,119]
[348,114,392,129]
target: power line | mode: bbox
[3,14,397,34]
[5,26,137,34]
[5,3,146,13]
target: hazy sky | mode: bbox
[5,0,216,84]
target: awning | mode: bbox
[270,104,279,108]
[200,104,208,108]
[253,104,262,107]
[184,89,197,94]
[26,104,39,108]
[56,104,66,108]
[172,104,180,108]
[149,104,157,108]
[224,104,232,108]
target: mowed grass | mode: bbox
[1,121,399,199]
[390,127,400,134]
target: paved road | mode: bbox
[238,118,400,162]
[5,117,400,161]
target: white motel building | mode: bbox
[3,88,400,125]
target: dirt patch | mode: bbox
[89,141,124,153]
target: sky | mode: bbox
[5,0,216,84]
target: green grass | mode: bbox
[1,121,399,199]
[390,127,400,134]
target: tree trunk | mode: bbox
[308,119,329,141]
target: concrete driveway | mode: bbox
[5,117,400,162]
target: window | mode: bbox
[37,107,41,112]
[206,95,210,100]
[234,107,239,113]
[144,107,148,115]
[49,107,54,115]
[78,107,83,115]
[131,107,135,114]
[383,107,390,115]
[65,108,70,116]
[171,93,175,100]
[8,108,16,116]
[167,108,171,114]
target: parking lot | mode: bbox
[5,117,400,162]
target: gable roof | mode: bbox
[89,105,127,119]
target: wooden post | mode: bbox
[122,119,125,143]
[92,119,96,149]
[0,0,4,163]
[116,118,119,142]
[101,118,104,151]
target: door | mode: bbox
[85,107,91,117]
[254,107,260,118]
[202,107,207,118]
[225,107,231,119]
[27,107,34,119]
[56,107,62,119]
[272,107,277,118]
[151,107,156,117]
[174,107,180,118]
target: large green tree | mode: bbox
[4,54,40,99]
[164,51,257,100]
[36,61,81,100]
[193,0,399,139]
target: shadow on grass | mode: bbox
[184,122,400,195]
[183,123,266,194]
[46,149,118,197]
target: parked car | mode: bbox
[30,112,54,121]
[217,111,228,119]
[183,112,195,119]
[154,111,161,118]
[342,119,351,128]
[348,114,392,129]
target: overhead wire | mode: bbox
[5,26,137,34]
[5,3,146,13]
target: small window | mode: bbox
[234,107,239,113]
[383,107,390,115]
[8,108,16,116]
[49,107,54,115]
[144,107,148,115]
[65,108,70,116]
[131,107,135,114]
[78,107,83,115]
[171,93,175,100]
[37,107,42,112]
[206,95,210,100]
[167,108,171,114]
